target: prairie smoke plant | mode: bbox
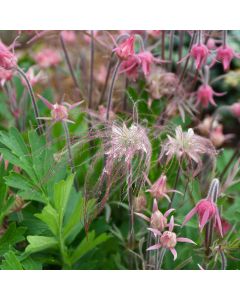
[196,84,225,107]
[159,126,217,176]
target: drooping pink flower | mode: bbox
[113,36,135,60]
[196,84,225,107]
[214,45,240,71]
[206,38,216,50]
[135,199,174,232]
[147,216,196,261]
[137,51,155,77]
[190,43,210,69]
[34,48,61,68]
[145,174,182,203]
[178,43,210,70]
[119,54,141,80]
[0,41,17,70]
[61,30,77,44]
[182,179,223,236]
[0,68,13,86]
[37,94,83,123]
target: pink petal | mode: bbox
[147,244,162,251]
[37,94,54,109]
[169,216,174,232]
[182,207,197,226]
[177,237,196,245]
[200,209,210,232]
[152,199,158,213]
[216,209,223,237]
[164,208,175,218]
[135,213,150,222]
[68,100,84,110]
[170,248,177,261]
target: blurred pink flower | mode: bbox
[147,216,196,261]
[119,54,141,80]
[214,45,240,71]
[138,51,156,77]
[113,36,135,60]
[0,68,13,86]
[38,94,83,123]
[196,84,225,107]
[61,30,77,44]
[0,41,17,70]
[34,48,61,68]
[20,67,45,87]
[215,218,231,236]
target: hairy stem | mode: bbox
[127,164,134,269]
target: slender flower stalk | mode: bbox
[88,30,94,109]
[59,32,81,94]
[17,67,44,134]
[106,59,121,121]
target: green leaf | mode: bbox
[53,174,74,221]
[0,223,26,255]
[70,231,109,265]
[1,251,23,270]
[25,236,58,254]
[35,204,59,236]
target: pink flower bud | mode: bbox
[160,231,177,248]
[0,68,13,86]
[51,104,68,121]
[196,84,216,107]
[150,210,167,231]
[190,43,209,70]
[147,174,168,200]
[119,54,141,80]
[196,199,217,221]
[137,51,155,76]
[61,30,77,44]
[114,36,135,60]
[216,46,235,71]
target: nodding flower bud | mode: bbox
[137,51,155,76]
[0,41,17,70]
[182,178,223,236]
[160,231,177,248]
[150,210,167,232]
[190,43,209,70]
[196,84,224,107]
[51,104,68,121]
[113,36,135,60]
[215,45,240,71]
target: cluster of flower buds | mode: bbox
[147,216,196,261]
[114,35,160,80]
